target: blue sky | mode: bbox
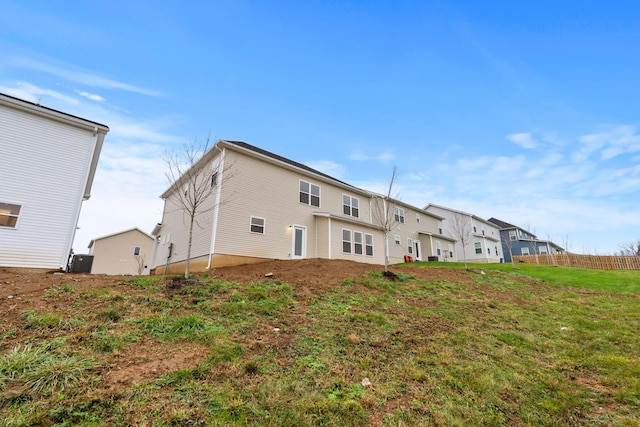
[1,1,639,255]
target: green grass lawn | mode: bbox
[1,265,639,426]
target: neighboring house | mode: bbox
[88,228,154,275]
[0,93,109,270]
[150,140,454,273]
[487,218,564,263]
[424,204,504,263]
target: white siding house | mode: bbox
[424,203,504,263]
[150,140,449,273]
[0,93,109,270]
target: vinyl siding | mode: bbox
[89,229,154,275]
[0,103,100,269]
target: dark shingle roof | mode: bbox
[223,140,357,189]
[487,217,518,229]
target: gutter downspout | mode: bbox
[206,147,225,269]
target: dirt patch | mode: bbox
[103,342,209,389]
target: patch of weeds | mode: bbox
[99,307,123,323]
[43,284,76,299]
[0,345,99,396]
[136,314,222,342]
[20,310,84,331]
[1,328,17,342]
[209,342,243,364]
[90,329,123,353]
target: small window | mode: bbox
[416,213,420,223]
[394,207,405,224]
[394,235,401,245]
[482,229,485,236]
[211,158,220,187]
[437,221,443,235]
[0,203,21,228]
[342,229,352,253]
[436,241,441,256]
[474,242,482,254]
[250,216,265,234]
[354,232,363,255]
[300,180,320,207]
[407,238,413,254]
[521,247,530,255]
[342,195,359,218]
[133,246,141,256]
[473,226,477,233]
[509,230,517,241]
[365,234,374,256]
[495,245,499,255]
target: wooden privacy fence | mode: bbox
[512,253,640,270]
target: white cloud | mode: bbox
[8,56,161,97]
[0,82,79,105]
[507,132,537,149]
[77,90,105,102]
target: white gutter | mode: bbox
[206,147,225,269]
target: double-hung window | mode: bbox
[394,207,405,224]
[394,235,401,245]
[436,241,441,256]
[0,203,21,228]
[407,238,413,254]
[365,234,374,256]
[133,246,141,256]
[342,195,359,218]
[342,229,352,253]
[300,181,320,207]
[354,232,363,255]
[474,242,482,254]
[250,216,265,234]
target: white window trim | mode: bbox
[354,231,363,255]
[342,194,360,218]
[133,246,141,256]
[0,202,22,229]
[365,233,374,257]
[342,228,352,254]
[394,207,405,224]
[407,238,413,254]
[394,235,401,245]
[299,180,321,208]
[250,216,266,234]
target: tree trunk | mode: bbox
[186,212,195,278]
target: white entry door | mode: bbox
[292,225,306,259]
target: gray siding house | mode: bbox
[488,218,564,263]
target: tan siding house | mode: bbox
[150,140,449,273]
[88,228,154,275]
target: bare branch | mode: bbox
[449,213,472,269]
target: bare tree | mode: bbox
[163,135,226,278]
[524,222,540,265]
[450,213,472,269]
[618,239,640,256]
[371,166,399,272]
[502,229,517,266]
[561,233,571,266]
[133,254,146,275]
